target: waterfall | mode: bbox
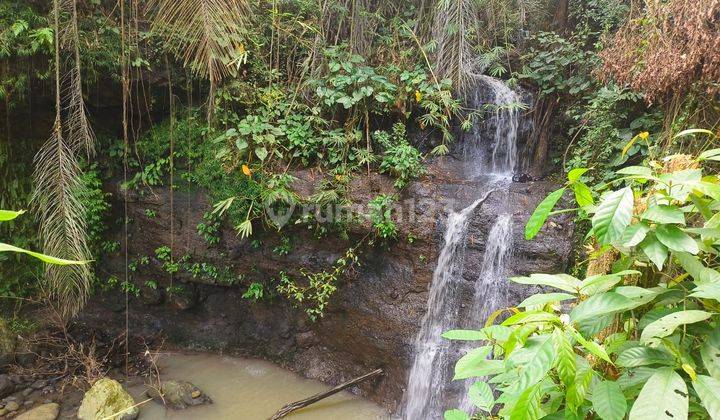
[402,76,521,419]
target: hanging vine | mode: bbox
[31,0,92,318]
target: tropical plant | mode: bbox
[446,133,720,420]
[0,210,86,265]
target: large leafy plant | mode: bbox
[445,133,720,420]
[1,210,85,265]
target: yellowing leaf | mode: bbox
[242,164,252,176]
[415,90,422,103]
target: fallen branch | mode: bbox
[269,368,383,420]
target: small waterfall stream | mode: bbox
[403,76,522,419]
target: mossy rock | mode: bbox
[146,379,212,410]
[77,378,138,420]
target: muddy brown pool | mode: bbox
[129,352,389,419]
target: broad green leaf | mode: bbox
[656,224,699,254]
[580,271,639,296]
[553,330,576,389]
[570,292,636,324]
[592,187,634,245]
[567,357,594,413]
[509,383,543,420]
[255,146,268,161]
[444,409,470,420]
[453,346,502,380]
[674,128,715,140]
[615,286,663,305]
[702,342,720,379]
[616,346,675,368]
[570,328,611,364]
[511,273,582,293]
[516,334,556,390]
[641,235,668,270]
[442,330,486,340]
[617,166,653,177]
[675,252,720,285]
[617,366,657,390]
[468,381,494,412]
[694,375,720,420]
[518,293,576,308]
[568,168,589,183]
[689,284,720,301]
[621,223,650,247]
[640,310,712,345]
[641,205,686,225]
[0,242,88,265]
[689,181,720,201]
[699,148,720,161]
[629,368,688,420]
[571,182,594,207]
[502,311,561,326]
[525,187,566,240]
[591,381,627,420]
[0,209,24,222]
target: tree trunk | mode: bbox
[553,0,569,33]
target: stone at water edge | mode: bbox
[146,380,212,410]
[14,402,60,420]
[77,378,138,420]
[5,400,21,411]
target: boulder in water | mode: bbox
[77,378,138,420]
[146,379,211,409]
[14,402,60,420]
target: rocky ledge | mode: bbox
[77,155,574,413]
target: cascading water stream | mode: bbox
[403,76,521,419]
[403,190,495,419]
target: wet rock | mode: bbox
[146,380,211,410]
[6,400,21,411]
[15,402,60,420]
[295,331,317,348]
[30,380,47,390]
[23,387,34,397]
[0,374,14,399]
[77,378,138,420]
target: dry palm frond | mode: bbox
[431,0,478,95]
[661,154,699,174]
[60,0,96,156]
[32,0,93,318]
[146,0,251,116]
[32,119,92,318]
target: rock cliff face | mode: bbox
[78,155,574,413]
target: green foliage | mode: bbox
[518,32,597,98]
[276,247,359,321]
[77,165,112,256]
[197,212,220,245]
[449,145,720,420]
[374,123,425,189]
[272,236,292,256]
[242,282,264,301]
[368,195,398,239]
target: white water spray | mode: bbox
[403,76,521,419]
